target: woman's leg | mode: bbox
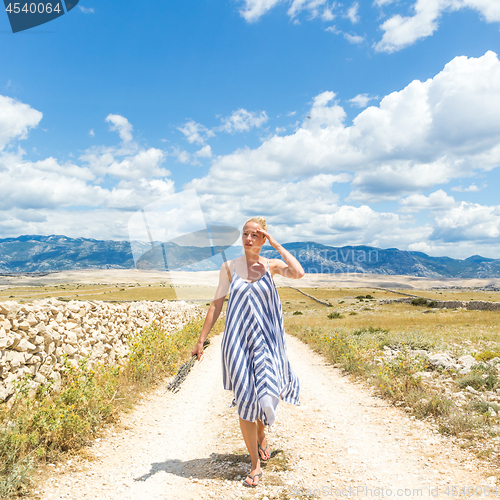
[256,419,270,460]
[239,418,262,485]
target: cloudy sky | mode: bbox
[1,0,500,258]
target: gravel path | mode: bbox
[37,334,496,500]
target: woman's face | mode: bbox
[242,222,266,252]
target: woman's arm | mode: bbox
[191,262,231,360]
[257,228,305,279]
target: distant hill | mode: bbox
[1,235,500,278]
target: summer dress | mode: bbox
[221,259,300,426]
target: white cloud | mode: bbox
[0,95,42,151]
[451,183,485,192]
[346,2,359,23]
[399,189,456,212]
[348,93,378,108]
[195,145,213,158]
[344,32,364,44]
[219,108,269,133]
[180,51,500,256]
[239,0,283,22]
[78,6,95,13]
[105,114,133,143]
[430,202,500,243]
[88,129,95,137]
[178,120,215,145]
[193,52,500,197]
[0,109,176,239]
[239,0,339,23]
[375,0,500,53]
[325,25,341,34]
[287,0,337,21]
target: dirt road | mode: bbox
[38,334,496,500]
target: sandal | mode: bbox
[243,471,262,487]
[258,440,271,461]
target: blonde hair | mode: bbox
[244,217,267,231]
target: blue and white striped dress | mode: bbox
[221,259,300,426]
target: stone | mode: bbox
[26,312,37,326]
[466,385,480,395]
[35,322,47,333]
[63,344,77,356]
[65,332,78,345]
[18,320,30,331]
[0,319,11,330]
[427,353,459,371]
[458,354,477,368]
[9,351,26,369]
[13,338,36,352]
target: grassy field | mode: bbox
[279,286,500,471]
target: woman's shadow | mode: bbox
[135,450,281,482]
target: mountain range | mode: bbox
[0,235,499,279]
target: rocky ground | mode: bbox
[32,333,497,500]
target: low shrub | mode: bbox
[327,312,344,319]
[455,364,499,392]
[292,311,303,316]
[410,298,438,308]
[439,411,478,436]
[471,401,500,415]
[475,351,500,362]
[412,393,453,418]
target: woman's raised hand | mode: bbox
[256,227,279,249]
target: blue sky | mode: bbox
[1,0,500,259]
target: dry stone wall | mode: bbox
[0,298,204,401]
[379,297,500,311]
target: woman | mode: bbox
[191,217,304,488]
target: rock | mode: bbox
[17,320,30,331]
[427,353,459,371]
[0,299,203,397]
[0,319,11,330]
[35,322,47,333]
[466,385,480,395]
[458,354,477,368]
[63,344,77,356]
[26,312,38,326]
[13,338,36,352]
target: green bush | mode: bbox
[292,311,303,316]
[471,401,500,415]
[411,297,429,306]
[327,312,344,319]
[455,364,499,391]
[475,351,500,362]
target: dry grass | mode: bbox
[279,286,500,468]
[279,288,500,347]
[0,283,222,303]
